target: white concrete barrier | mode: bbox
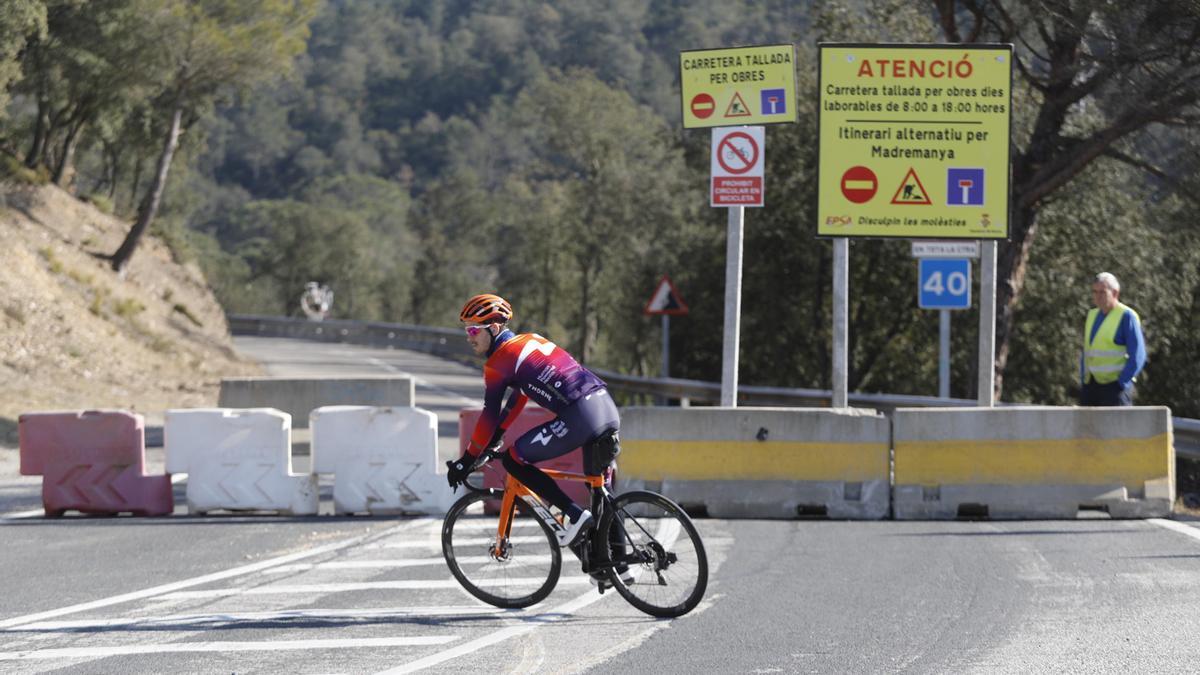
[893,406,1174,519]
[618,407,891,519]
[164,408,318,515]
[310,405,451,515]
[217,377,415,428]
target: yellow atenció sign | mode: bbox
[679,44,797,129]
[817,44,1012,239]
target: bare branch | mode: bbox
[1099,147,1200,207]
[933,0,961,42]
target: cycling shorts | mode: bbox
[512,388,619,464]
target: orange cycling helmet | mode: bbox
[460,293,513,325]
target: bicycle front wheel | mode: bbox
[441,490,561,608]
[601,490,708,618]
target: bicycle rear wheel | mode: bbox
[441,490,561,608]
[601,490,708,618]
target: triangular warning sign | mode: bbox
[890,167,932,205]
[724,92,751,118]
[644,276,689,315]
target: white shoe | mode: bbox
[557,510,593,547]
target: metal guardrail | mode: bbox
[228,314,1200,460]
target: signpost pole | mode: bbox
[978,240,996,406]
[832,237,848,408]
[661,314,670,380]
[721,205,744,407]
[939,309,950,398]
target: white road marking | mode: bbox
[1149,518,1200,542]
[374,515,695,673]
[263,557,496,573]
[368,357,479,406]
[158,576,593,600]
[0,637,459,661]
[7,606,505,632]
[374,585,612,675]
[0,519,434,629]
[0,508,44,520]
[378,535,547,548]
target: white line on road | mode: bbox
[262,557,496,573]
[1149,518,1200,542]
[375,514,690,674]
[374,535,546,549]
[374,585,613,675]
[0,508,44,520]
[7,606,505,632]
[158,576,593,600]
[0,518,435,629]
[367,357,479,406]
[0,637,459,661]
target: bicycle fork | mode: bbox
[492,484,565,560]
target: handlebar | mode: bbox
[448,445,504,495]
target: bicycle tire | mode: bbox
[441,490,561,609]
[599,490,708,618]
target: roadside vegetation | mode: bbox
[0,0,1198,419]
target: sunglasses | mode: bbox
[463,324,490,337]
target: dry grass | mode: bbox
[0,183,260,458]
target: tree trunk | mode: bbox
[128,156,144,213]
[25,102,49,169]
[991,203,1040,400]
[111,105,183,275]
[52,119,84,187]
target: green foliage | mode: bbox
[172,302,202,327]
[112,296,145,319]
[0,0,46,116]
[88,285,109,317]
[83,194,113,214]
[38,246,62,273]
[6,0,1200,415]
[0,153,47,184]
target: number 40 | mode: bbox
[923,270,968,296]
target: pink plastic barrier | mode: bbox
[18,410,174,517]
[458,407,592,506]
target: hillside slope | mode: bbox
[0,183,259,449]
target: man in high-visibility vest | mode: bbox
[1080,272,1146,406]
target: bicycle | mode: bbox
[441,432,708,618]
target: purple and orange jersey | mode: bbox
[466,333,606,456]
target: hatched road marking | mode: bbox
[1149,517,1200,542]
[0,518,433,629]
[0,637,460,661]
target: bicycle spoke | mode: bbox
[602,491,708,618]
[442,491,561,609]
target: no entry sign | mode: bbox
[840,165,877,204]
[711,126,764,207]
[690,93,715,119]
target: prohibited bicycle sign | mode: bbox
[711,126,765,207]
[715,131,760,175]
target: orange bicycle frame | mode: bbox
[492,468,607,556]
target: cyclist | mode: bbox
[446,293,620,548]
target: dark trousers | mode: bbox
[503,390,620,514]
[1080,380,1133,406]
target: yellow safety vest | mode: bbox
[1083,302,1134,384]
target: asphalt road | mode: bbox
[2,336,1199,673]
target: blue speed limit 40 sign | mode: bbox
[918,259,971,310]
